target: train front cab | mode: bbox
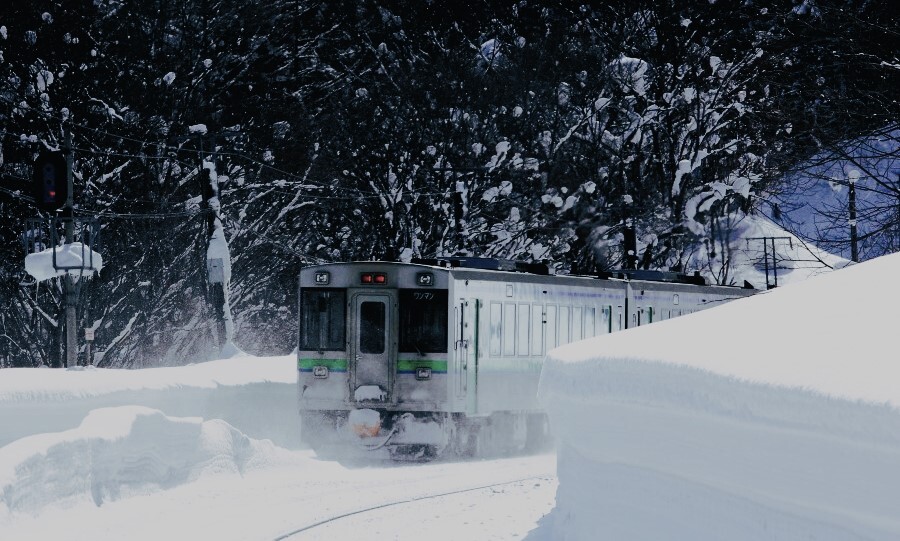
[297,263,454,453]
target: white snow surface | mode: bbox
[0,355,556,540]
[539,251,900,540]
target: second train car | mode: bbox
[297,258,754,458]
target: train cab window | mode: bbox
[359,301,386,354]
[399,289,448,353]
[300,289,346,351]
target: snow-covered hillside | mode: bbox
[538,252,900,540]
[690,213,851,289]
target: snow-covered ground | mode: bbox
[0,356,556,540]
[539,251,900,540]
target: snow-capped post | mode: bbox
[848,170,859,262]
[198,148,234,353]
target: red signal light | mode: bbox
[361,273,373,284]
[373,273,386,284]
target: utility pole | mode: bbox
[432,166,484,256]
[621,195,637,270]
[63,128,77,368]
[193,129,236,351]
[848,170,859,262]
[747,236,792,289]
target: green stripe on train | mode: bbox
[397,359,448,373]
[298,358,348,371]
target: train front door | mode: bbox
[454,298,479,413]
[351,293,395,403]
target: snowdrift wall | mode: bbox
[538,253,900,540]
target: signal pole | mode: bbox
[848,171,859,262]
[63,128,77,368]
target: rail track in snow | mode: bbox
[272,475,552,540]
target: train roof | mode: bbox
[301,258,755,291]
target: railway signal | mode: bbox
[33,150,68,212]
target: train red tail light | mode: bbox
[360,272,387,285]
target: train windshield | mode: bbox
[300,289,346,351]
[399,289,448,353]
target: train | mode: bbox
[296,258,755,459]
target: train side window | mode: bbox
[602,306,612,334]
[489,302,502,356]
[503,302,516,356]
[545,305,558,350]
[572,307,583,341]
[531,304,544,356]
[517,304,530,356]
[398,289,448,353]
[300,288,346,351]
[558,306,571,345]
[583,307,595,338]
[359,301,386,354]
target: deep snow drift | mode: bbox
[539,252,900,540]
[0,355,556,540]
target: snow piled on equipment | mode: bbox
[538,252,900,540]
[24,242,103,281]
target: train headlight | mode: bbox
[415,367,432,380]
[416,272,434,286]
[313,365,329,379]
[314,272,330,285]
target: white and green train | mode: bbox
[297,258,754,458]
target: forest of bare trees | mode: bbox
[1,0,897,367]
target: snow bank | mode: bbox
[0,356,294,403]
[0,406,285,516]
[538,252,900,540]
[0,356,301,448]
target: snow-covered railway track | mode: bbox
[273,475,552,540]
